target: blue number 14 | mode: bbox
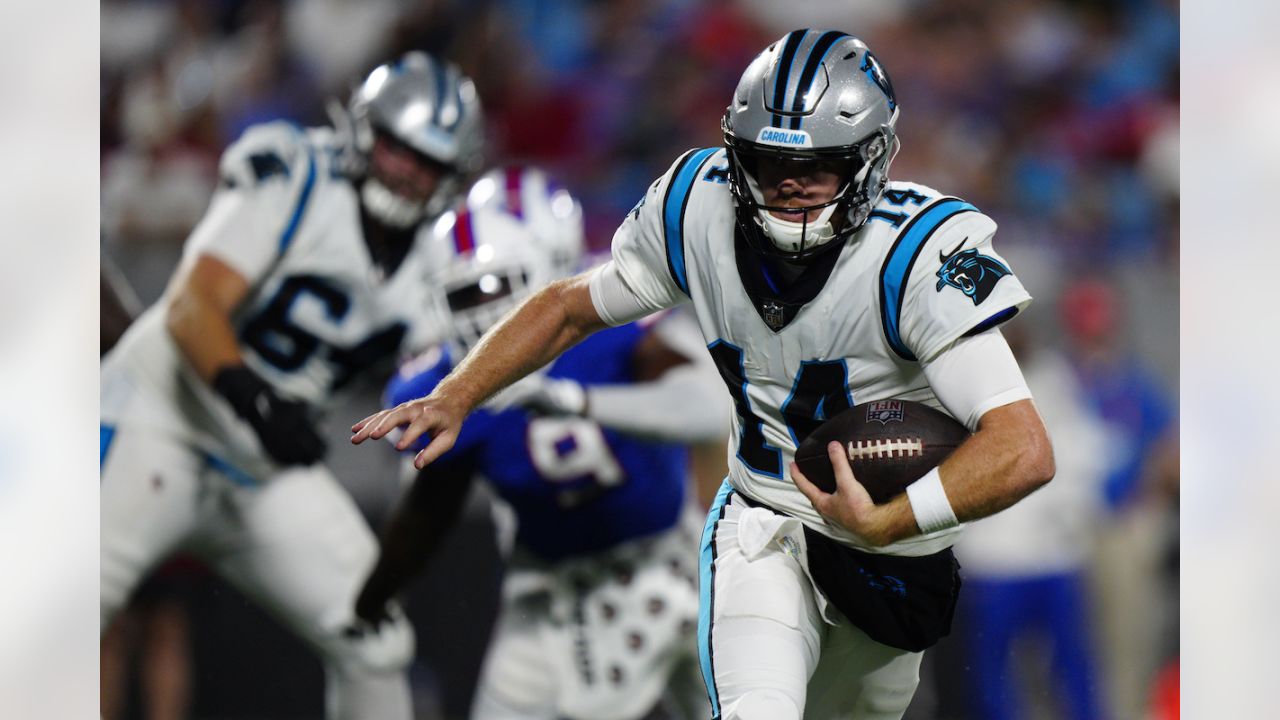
[708,341,853,479]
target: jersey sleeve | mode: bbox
[920,328,1032,430]
[605,151,705,315]
[182,122,317,283]
[895,209,1032,363]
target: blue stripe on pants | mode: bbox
[698,480,735,719]
[100,424,116,470]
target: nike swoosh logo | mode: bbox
[938,236,969,263]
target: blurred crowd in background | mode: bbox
[100,0,1179,718]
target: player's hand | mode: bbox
[213,366,326,466]
[350,393,464,469]
[499,375,588,417]
[345,593,406,641]
[792,441,895,547]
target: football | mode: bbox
[793,399,970,503]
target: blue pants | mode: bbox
[963,572,1106,720]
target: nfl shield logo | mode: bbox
[762,300,786,330]
[865,400,904,425]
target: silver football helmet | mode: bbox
[723,30,900,260]
[334,51,486,229]
[432,169,586,355]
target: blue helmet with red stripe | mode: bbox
[723,31,899,260]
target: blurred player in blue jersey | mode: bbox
[100,52,483,719]
[353,166,726,720]
[353,31,1055,719]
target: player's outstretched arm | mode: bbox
[503,310,730,444]
[794,399,1054,546]
[351,271,609,468]
[355,463,474,626]
[583,311,728,443]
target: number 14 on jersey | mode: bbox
[708,340,853,478]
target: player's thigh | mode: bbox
[804,620,923,720]
[100,425,204,627]
[568,530,703,720]
[701,497,823,720]
[471,600,558,720]
[197,465,413,672]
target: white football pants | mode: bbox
[698,482,923,720]
[470,510,709,720]
[100,423,413,720]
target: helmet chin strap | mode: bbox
[361,177,428,229]
[758,202,840,253]
[743,170,848,254]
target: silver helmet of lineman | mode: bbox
[340,51,486,228]
[433,166,585,355]
[723,30,899,260]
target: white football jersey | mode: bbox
[608,147,1032,556]
[102,121,451,479]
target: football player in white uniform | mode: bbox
[351,31,1055,720]
[101,52,482,719]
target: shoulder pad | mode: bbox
[881,180,944,202]
[218,122,311,190]
[643,147,727,213]
[866,181,949,230]
[881,196,1018,362]
[653,147,724,294]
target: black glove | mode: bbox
[353,576,395,630]
[213,366,327,466]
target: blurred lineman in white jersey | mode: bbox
[101,52,482,719]
[353,30,1056,719]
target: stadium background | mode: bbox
[99,1,1178,718]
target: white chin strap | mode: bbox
[744,171,844,254]
[361,177,428,229]
[758,202,840,254]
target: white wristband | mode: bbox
[906,467,959,534]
